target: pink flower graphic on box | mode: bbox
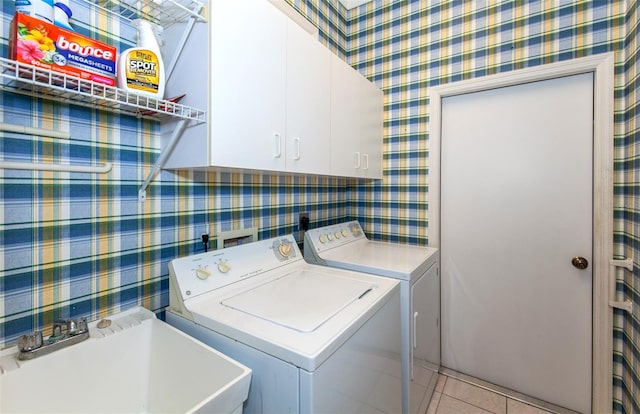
[16,39,44,62]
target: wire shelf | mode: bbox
[83,0,206,27]
[0,57,206,123]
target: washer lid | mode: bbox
[221,268,375,333]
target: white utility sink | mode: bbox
[0,307,251,414]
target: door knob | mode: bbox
[571,256,589,270]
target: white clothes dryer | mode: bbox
[166,234,402,414]
[304,221,439,414]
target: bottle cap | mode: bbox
[54,2,72,18]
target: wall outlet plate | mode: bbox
[216,227,258,249]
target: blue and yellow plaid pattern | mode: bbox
[0,0,638,412]
[613,1,639,413]
[0,0,350,343]
[346,1,635,413]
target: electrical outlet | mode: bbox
[198,224,210,252]
[298,212,310,254]
[299,212,309,231]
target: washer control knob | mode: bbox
[327,233,334,241]
[217,261,231,273]
[196,267,211,280]
[341,229,349,237]
[335,232,342,239]
[319,235,328,244]
[279,243,292,257]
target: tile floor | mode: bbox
[426,374,554,414]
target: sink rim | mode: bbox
[0,306,252,414]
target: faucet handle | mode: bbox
[75,317,89,334]
[52,320,68,338]
[17,331,43,352]
[66,319,78,334]
[55,317,89,335]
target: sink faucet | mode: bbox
[17,318,90,361]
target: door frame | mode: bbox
[428,53,614,413]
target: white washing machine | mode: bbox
[304,221,439,414]
[166,234,402,414]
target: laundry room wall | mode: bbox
[615,0,639,412]
[1,0,638,411]
[345,1,637,412]
[0,0,352,348]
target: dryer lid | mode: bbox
[320,240,438,280]
[221,268,375,333]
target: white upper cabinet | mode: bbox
[161,0,381,179]
[162,0,287,172]
[359,75,384,179]
[330,57,383,179]
[209,0,288,172]
[330,57,361,177]
[285,20,332,175]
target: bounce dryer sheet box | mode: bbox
[9,12,116,86]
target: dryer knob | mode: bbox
[319,235,328,244]
[335,232,342,239]
[341,229,349,237]
[196,267,211,280]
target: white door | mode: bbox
[440,73,593,413]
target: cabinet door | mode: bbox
[286,20,331,175]
[359,76,383,179]
[330,56,383,178]
[330,56,361,177]
[209,0,287,171]
[410,264,440,414]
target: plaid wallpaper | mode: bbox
[0,0,350,347]
[345,0,636,413]
[0,0,638,412]
[613,1,639,413]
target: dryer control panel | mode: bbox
[169,234,301,301]
[304,221,366,254]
